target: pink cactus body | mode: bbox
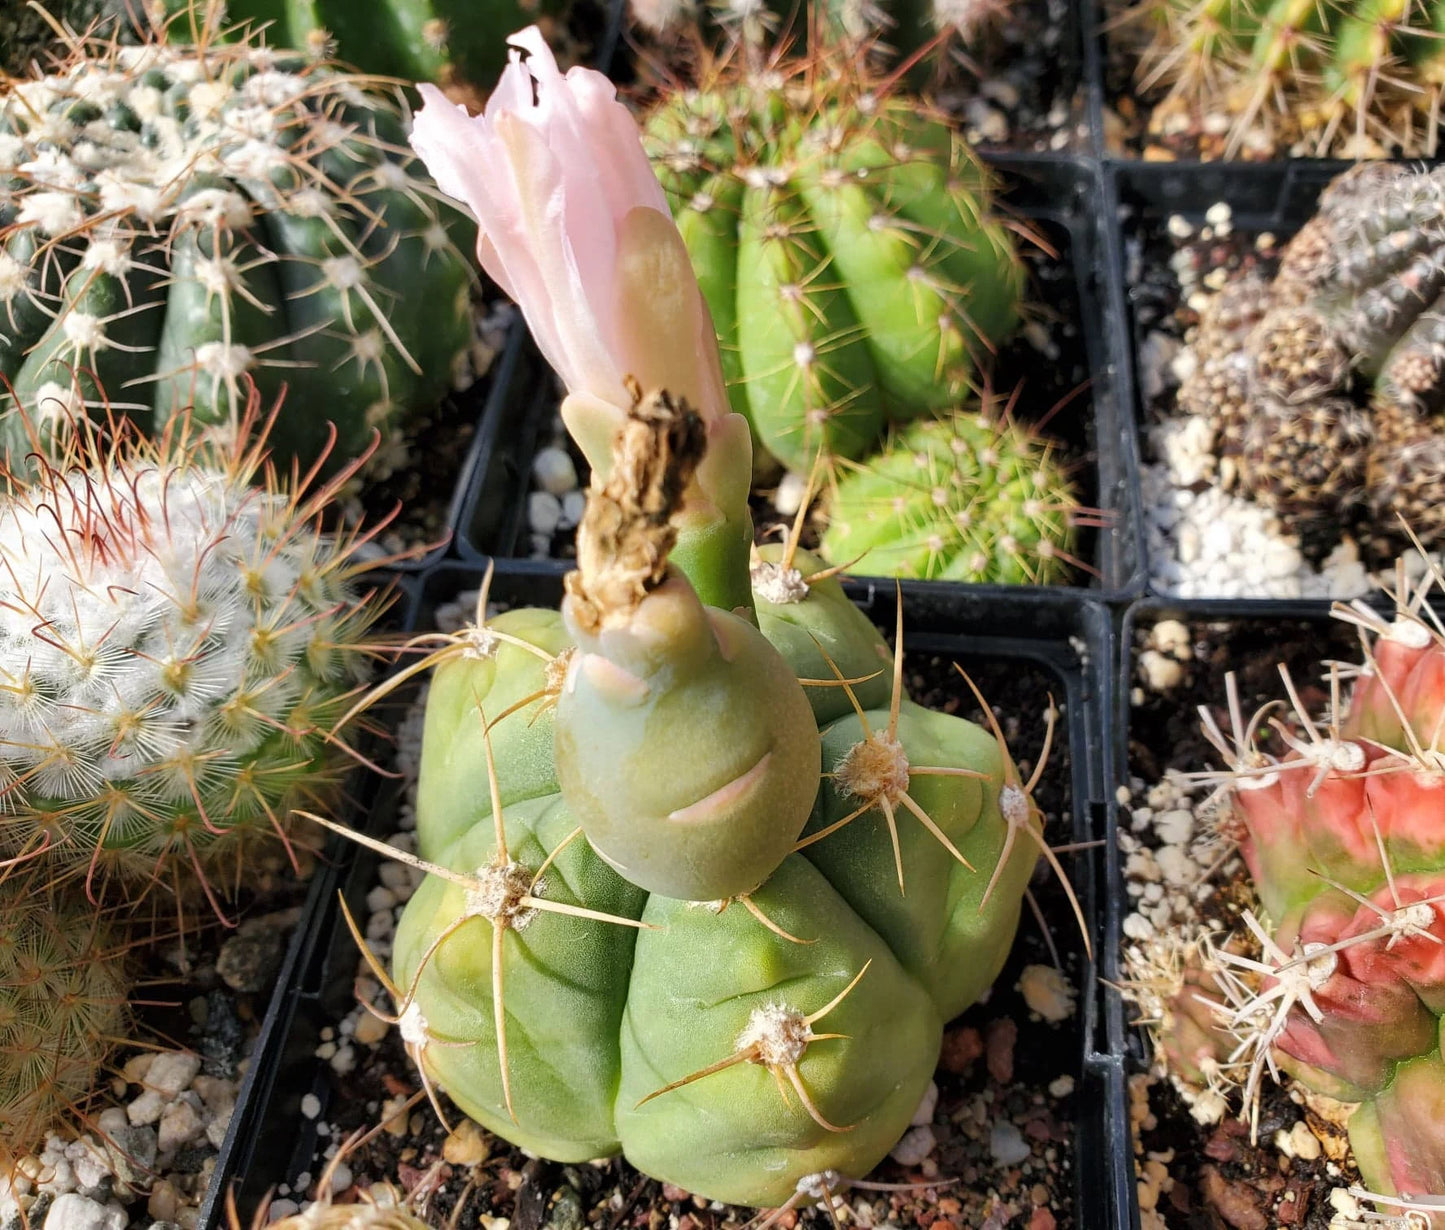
[1208,594,1445,1210]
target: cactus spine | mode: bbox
[0,27,475,472]
[641,51,1024,473]
[0,873,129,1164]
[1120,0,1445,155]
[0,397,387,899]
[819,410,1081,582]
[1134,566,1445,1211]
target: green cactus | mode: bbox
[0,872,130,1163]
[1179,164,1445,549]
[0,397,388,902]
[818,411,1080,582]
[324,392,1062,1209]
[0,26,475,473]
[1132,569,1445,1213]
[640,51,1025,473]
[154,0,540,103]
[1120,0,1445,154]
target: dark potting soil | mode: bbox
[262,650,1086,1230]
[1122,615,1368,1230]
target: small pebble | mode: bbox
[44,1193,124,1230]
[300,1094,322,1121]
[989,1121,1032,1167]
[1017,966,1077,1023]
[532,447,578,496]
[146,1053,201,1100]
[889,1125,937,1166]
[528,491,563,537]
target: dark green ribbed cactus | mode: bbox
[820,411,1081,582]
[326,395,1059,1209]
[0,29,474,472]
[1179,164,1445,547]
[640,52,1025,473]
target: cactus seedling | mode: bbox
[0,20,475,473]
[818,401,1086,582]
[641,46,1026,473]
[1179,164,1445,550]
[0,393,391,912]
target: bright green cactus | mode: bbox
[330,392,1066,1209]
[640,51,1025,473]
[0,27,475,473]
[819,411,1081,582]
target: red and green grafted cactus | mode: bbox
[318,27,1072,1211]
[1157,570,1445,1215]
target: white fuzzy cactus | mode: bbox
[0,399,387,901]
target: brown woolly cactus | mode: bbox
[1178,164,1445,549]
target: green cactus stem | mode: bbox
[1120,0,1445,154]
[0,27,475,474]
[641,50,1025,473]
[819,411,1082,582]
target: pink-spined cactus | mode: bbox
[1173,563,1445,1216]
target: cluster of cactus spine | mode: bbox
[0,398,387,905]
[1131,563,1445,1211]
[318,382,1077,1207]
[0,21,475,474]
[0,871,130,1165]
[819,402,1085,583]
[1179,164,1445,550]
[640,48,1025,475]
[1118,0,1445,155]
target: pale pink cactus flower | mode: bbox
[407,28,742,490]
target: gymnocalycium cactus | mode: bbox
[0,871,129,1163]
[1136,566,1445,1210]
[1179,164,1445,550]
[317,27,1077,1209]
[1118,0,1445,156]
[0,24,475,473]
[639,47,1025,472]
[0,394,390,904]
[819,406,1083,582]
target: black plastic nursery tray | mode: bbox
[1107,159,1445,608]
[454,153,1144,606]
[213,560,1129,1230]
[1104,595,1397,1230]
